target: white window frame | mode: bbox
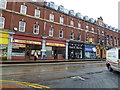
[0,0,7,9]
[59,29,63,38]
[0,16,5,29]
[20,5,27,14]
[19,21,26,32]
[70,32,74,40]
[49,27,54,37]
[70,20,74,27]
[97,29,100,35]
[60,16,64,24]
[35,9,40,18]
[78,22,81,29]
[50,13,54,22]
[78,34,81,41]
[92,27,94,33]
[33,24,39,34]
[86,25,89,30]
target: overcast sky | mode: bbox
[46,0,119,29]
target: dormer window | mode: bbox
[0,0,7,9]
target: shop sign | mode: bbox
[69,43,83,50]
[46,43,65,47]
[12,43,26,47]
[13,39,41,45]
[85,47,96,52]
[88,38,93,42]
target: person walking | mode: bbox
[34,50,38,61]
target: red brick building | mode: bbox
[0,1,120,60]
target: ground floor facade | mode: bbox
[1,30,109,60]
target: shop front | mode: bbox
[96,45,106,59]
[68,41,84,59]
[45,38,66,60]
[12,33,42,60]
[0,30,9,60]
[85,45,96,59]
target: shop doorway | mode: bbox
[100,49,103,59]
[25,45,31,60]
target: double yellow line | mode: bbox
[0,80,52,89]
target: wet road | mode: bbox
[1,61,120,89]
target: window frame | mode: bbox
[33,24,39,34]
[70,32,74,40]
[50,13,54,22]
[49,27,54,37]
[19,21,26,32]
[60,16,64,24]
[78,22,81,29]
[34,9,40,18]
[0,16,5,29]
[59,29,63,38]
[70,20,74,27]
[20,5,27,14]
[0,0,7,9]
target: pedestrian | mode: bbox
[34,50,38,61]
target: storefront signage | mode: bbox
[13,39,41,45]
[0,31,9,45]
[46,43,65,47]
[85,47,96,52]
[12,43,26,47]
[69,43,83,50]
[88,38,93,42]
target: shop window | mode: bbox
[78,22,81,29]
[50,13,54,22]
[70,32,74,40]
[59,29,63,38]
[20,5,27,14]
[34,9,40,18]
[33,24,39,34]
[12,43,26,56]
[60,16,64,24]
[0,16,5,29]
[49,27,54,37]
[70,20,74,27]
[0,45,7,57]
[0,0,7,9]
[19,21,26,32]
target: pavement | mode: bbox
[0,59,106,67]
